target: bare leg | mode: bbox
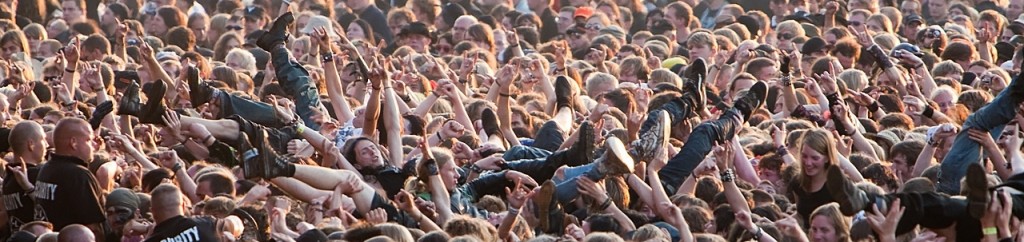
[269,177,331,203]
[291,165,378,214]
[180,116,241,141]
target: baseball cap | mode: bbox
[243,6,266,21]
[575,6,594,19]
[904,14,924,25]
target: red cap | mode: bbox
[574,7,594,19]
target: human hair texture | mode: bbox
[443,216,498,242]
[809,203,851,242]
[196,171,236,197]
[213,32,243,62]
[164,26,196,51]
[796,129,839,191]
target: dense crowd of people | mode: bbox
[3,0,1024,241]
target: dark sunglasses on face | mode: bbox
[226,25,243,31]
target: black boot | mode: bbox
[966,163,991,219]
[90,101,113,129]
[547,121,595,167]
[481,108,500,138]
[238,133,265,180]
[257,12,294,51]
[139,81,168,125]
[117,82,142,116]
[733,81,767,122]
[682,59,707,114]
[554,76,574,111]
[244,127,296,178]
[186,65,214,107]
[631,110,668,162]
[533,180,557,233]
[826,165,869,216]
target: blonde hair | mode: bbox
[776,20,805,38]
[225,48,257,74]
[687,32,718,49]
[838,69,869,92]
[377,223,415,242]
[648,68,682,88]
[443,216,498,242]
[931,60,964,78]
[809,203,852,242]
[868,14,893,33]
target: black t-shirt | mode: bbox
[34,154,105,230]
[790,183,833,228]
[144,215,220,242]
[144,216,221,242]
[2,163,41,231]
[366,160,416,199]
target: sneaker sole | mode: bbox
[534,181,555,232]
[605,137,635,174]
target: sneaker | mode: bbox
[90,101,113,129]
[554,76,574,110]
[117,82,142,117]
[597,136,634,177]
[257,12,294,51]
[966,163,991,219]
[533,180,556,232]
[826,166,869,216]
[733,81,768,121]
[631,110,669,162]
[481,108,499,138]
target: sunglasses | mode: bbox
[226,25,243,31]
[849,21,862,27]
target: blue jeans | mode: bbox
[657,112,739,194]
[217,94,282,128]
[532,121,564,152]
[938,75,1024,193]
[504,145,559,183]
[271,47,324,131]
[553,163,600,206]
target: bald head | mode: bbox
[52,118,94,162]
[57,225,95,242]
[10,121,44,156]
[150,184,184,222]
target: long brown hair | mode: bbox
[796,128,839,191]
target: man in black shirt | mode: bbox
[527,0,560,42]
[34,118,105,242]
[3,121,47,232]
[144,184,221,242]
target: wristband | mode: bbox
[296,125,305,135]
[776,145,789,156]
[983,227,998,235]
[65,68,76,73]
[424,159,439,175]
[868,101,880,113]
[720,169,735,182]
[751,226,763,240]
[598,197,613,210]
[469,164,485,173]
[172,162,183,172]
[922,105,936,118]
[321,53,334,63]
[203,134,215,146]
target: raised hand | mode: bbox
[473,154,505,171]
[63,37,81,67]
[849,24,874,47]
[866,198,904,239]
[161,110,186,143]
[967,128,998,150]
[365,208,387,225]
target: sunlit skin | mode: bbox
[809,215,840,242]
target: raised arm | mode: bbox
[380,59,405,167]
[495,62,522,147]
[420,141,454,225]
[137,40,178,101]
[313,28,355,124]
